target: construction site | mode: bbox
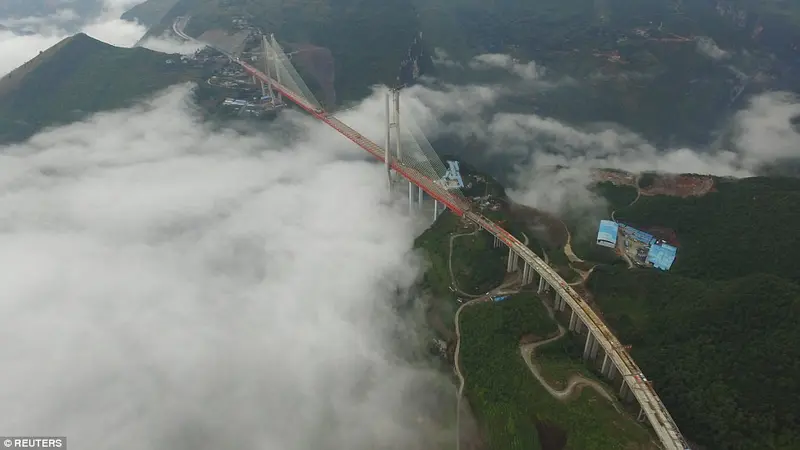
[639,173,715,197]
[592,169,715,198]
[596,220,678,271]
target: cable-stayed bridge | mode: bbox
[177,19,690,450]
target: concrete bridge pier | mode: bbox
[589,333,600,359]
[607,362,617,381]
[522,264,530,286]
[568,310,578,331]
[600,353,611,377]
[506,249,520,272]
[637,408,645,422]
[522,263,537,286]
[407,184,412,210]
[554,293,566,311]
[583,332,595,360]
[620,378,630,400]
[537,275,546,294]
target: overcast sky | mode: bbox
[0,84,454,449]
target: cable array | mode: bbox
[265,36,323,111]
[398,111,467,200]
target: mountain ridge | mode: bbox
[0,33,200,144]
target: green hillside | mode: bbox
[0,33,201,143]
[587,177,800,450]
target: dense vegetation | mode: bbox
[615,177,800,282]
[587,176,800,450]
[414,211,461,300]
[589,268,800,450]
[459,294,654,449]
[592,181,638,211]
[413,210,506,298]
[0,34,201,143]
[449,229,506,295]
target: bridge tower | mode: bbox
[269,34,283,104]
[384,90,395,193]
[384,89,418,214]
[261,35,276,107]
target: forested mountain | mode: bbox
[0,33,199,143]
[589,177,800,450]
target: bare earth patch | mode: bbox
[640,174,715,197]
[592,169,715,198]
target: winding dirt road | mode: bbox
[519,300,622,413]
[562,224,584,264]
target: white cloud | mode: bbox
[377,78,800,217]
[496,92,800,216]
[430,49,550,83]
[138,31,205,55]
[0,9,79,29]
[0,83,453,449]
[696,36,730,61]
[0,2,201,78]
[431,48,463,69]
[0,29,64,76]
[469,53,545,81]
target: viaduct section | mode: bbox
[177,20,690,450]
[484,215,689,450]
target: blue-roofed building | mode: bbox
[596,220,619,248]
[646,243,677,270]
[619,223,656,245]
[442,160,464,189]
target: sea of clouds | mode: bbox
[1,9,800,449]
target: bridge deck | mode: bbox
[468,211,688,450]
[232,49,687,450]
[239,61,468,214]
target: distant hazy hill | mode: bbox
[128,0,425,101]
[121,0,180,28]
[0,33,200,144]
